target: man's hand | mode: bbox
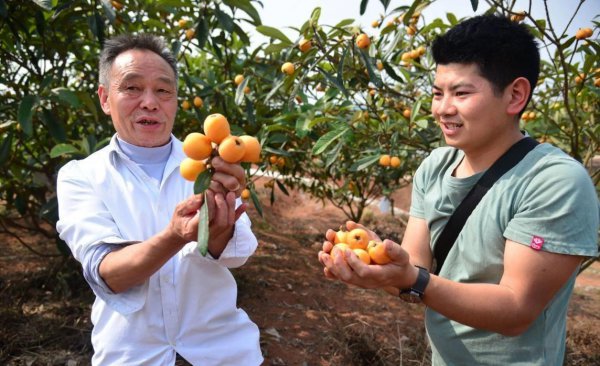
[205,190,246,258]
[318,221,417,291]
[166,193,205,244]
[210,156,246,197]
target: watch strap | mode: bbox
[399,266,430,302]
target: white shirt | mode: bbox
[56,134,263,366]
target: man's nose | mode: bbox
[435,95,456,116]
[140,90,159,110]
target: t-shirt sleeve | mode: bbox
[56,160,147,314]
[504,157,599,257]
[410,153,434,219]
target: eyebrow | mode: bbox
[120,73,175,85]
[432,82,476,91]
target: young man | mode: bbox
[56,34,263,365]
[318,15,599,365]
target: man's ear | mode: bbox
[506,77,531,117]
[98,84,111,115]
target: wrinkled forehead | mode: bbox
[111,49,176,84]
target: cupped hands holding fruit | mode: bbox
[318,221,419,294]
[180,113,261,256]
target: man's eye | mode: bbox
[455,91,469,96]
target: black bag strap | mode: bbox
[433,137,539,275]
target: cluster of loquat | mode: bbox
[329,228,391,265]
[379,154,401,168]
[180,114,261,198]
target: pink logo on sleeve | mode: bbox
[530,235,545,250]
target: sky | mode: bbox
[246,0,599,47]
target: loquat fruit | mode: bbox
[353,248,371,264]
[281,62,295,75]
[218,135,246,163]
[180,157,207,182]
[203,113,231,144]
[347,228,369,250]
[238,135,261,163]
[356,33,371,49]
[185,28,195,40]
[234,74,245,86]
[298,38,312,53]
[367,240,391,264]
[241,188,251,200]
[379,154,391,167]
[182,132,212,161]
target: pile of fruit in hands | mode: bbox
[330,227,391,265]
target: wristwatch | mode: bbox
[399,265,430,303]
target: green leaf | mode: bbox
[312,127,348,155]
[359,49,383,89]
[18,95,39,136]
[382,62,404,83]
[349,154,380,172]
[265,78,286,103]
[324,140,343,168]
[50,143,80,158]
[332,18,354,29]
[88,11,105,46]
[215,8,234,32]
[40,108,67,143]
[32,0,52,10]
[379,0,390,10]
[359,0,368,15]
[53,87,81,108]
[275,180,290,196]
[0,0,7,18]
[196,193,209,256]
[235,77,249,105]
[316,66,349,98]
[446,12,458,25]
[249,188,263,217]
[403,0,422,25]
[256,25,293,45]
[233,23,251,45]
[535,19,546,36]
[100,0,115,24]
[194,169,212,195]
[263,42,290,53]
[415,119,429,129]
[196,17,209,49]
[470,0,479,11]
[0,131,12,165]
[222,0,261,25]
[310,7,321,26]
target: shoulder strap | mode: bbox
[433,137,539,275]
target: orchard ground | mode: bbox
[1,180,599,365]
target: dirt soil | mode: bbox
[1,182,599,366]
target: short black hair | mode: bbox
[432,14,540,110]
[99,33,178,87]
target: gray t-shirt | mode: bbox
[410,143,599,366]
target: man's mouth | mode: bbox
[137,119,159,125]
[442,122,463,130]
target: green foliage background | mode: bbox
[0,0,598,264]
